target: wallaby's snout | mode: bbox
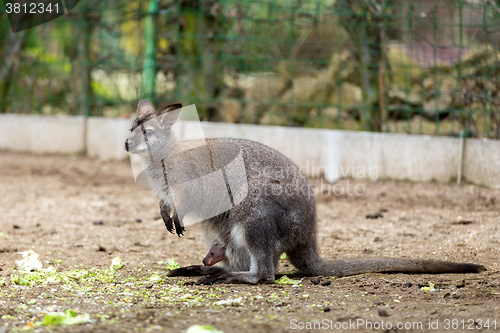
[124,126,146,154]
[202,257,211,266]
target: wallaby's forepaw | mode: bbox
[172,211,185,237]
[160,203,174,234]
[175,225,185,237]
[160,202,185,237]
[164,216,174,234]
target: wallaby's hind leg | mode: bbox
[196,217,279,285]
[286,242,323,276]
[167,265,225,277]
[196,248,276,285]
[195,264,274,285]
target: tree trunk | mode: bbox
[175,0,225,121]
[0,31,27,113]
[69,5,93,116]
[335,0,392,131]
[142,0,159,102]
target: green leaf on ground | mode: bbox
[166,259,180,271]
[40,310,90,326]
[110,256,123,270]
[186,325,224,333]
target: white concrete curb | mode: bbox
[0,114,498,188]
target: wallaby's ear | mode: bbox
[157,103,182,114]
[137,100,156,120]
[131,99,157,130]
[158,103,182,126]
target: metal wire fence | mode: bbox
[1,0,500,139]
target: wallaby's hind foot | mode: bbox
[195,271,274,285]
[167,265,225,277]
[195,273,228,285]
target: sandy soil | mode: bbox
[0,151,499,333]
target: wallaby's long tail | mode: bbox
[312,258,485,277]
[287,246,486,277]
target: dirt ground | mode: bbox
[0,151,499,333]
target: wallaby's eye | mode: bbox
[145,129,154,136]
[129,128,133,132]
[210,252,214,256]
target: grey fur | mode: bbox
[125,100,486,285]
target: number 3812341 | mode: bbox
[5,2,60,14]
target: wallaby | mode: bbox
[203,244,227,267]
[125,100,486,285]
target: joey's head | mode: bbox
[125,100,182,158]
[203,244,227,266]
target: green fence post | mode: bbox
[142,0,159,101]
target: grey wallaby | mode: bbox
[125,100,486,285]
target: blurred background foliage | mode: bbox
[2,0,500,138]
